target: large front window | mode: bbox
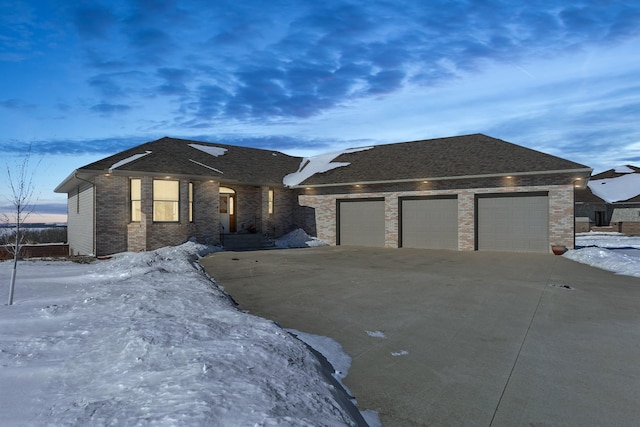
[153,180,179,222]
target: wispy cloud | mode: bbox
[60,0,640,123]
[1,0,639,172]
[90,102,133,115]
[0,98,36,111]
[0,133,353,159]
[0,136,145,156]
[73,5,118,39]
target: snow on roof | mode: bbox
[188,143,227,157]
[188,159,223,174]
[108,151,152,172]
[283,146,374,187]
[588,173,640,203]
[614,165,635,173]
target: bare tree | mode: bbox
[3,147,39,305]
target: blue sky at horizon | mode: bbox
[1,0,639,222]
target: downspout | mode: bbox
[573,183,576,250]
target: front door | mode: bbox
[219,190,236,233]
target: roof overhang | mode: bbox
[291,168,593,189]
[54,170,99,193]
[55,168,288,193]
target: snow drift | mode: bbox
[564,232,640,278]
[0,242,365,426]
[276,229,329,248]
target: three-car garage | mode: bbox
[336,192,551,253]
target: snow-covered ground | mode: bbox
[1,233,636,426]
[564,232,640,278]
[0,242,371,426]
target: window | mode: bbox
[130,179,141,222]
[153,180,179,222]
[188,182,194,222]
[268,189,274,215]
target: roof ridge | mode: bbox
[157,136,297,157]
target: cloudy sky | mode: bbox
[1,0,639,222]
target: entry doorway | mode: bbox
[220,187,236,233]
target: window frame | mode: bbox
[188,182,194,223]
[268,189,274,215]
[130,178,142,222]
[152,179,180,223]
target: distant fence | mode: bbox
[0,244,69,260]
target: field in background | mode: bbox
[0,225,68,260]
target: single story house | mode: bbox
[575,165,640,234]
[55,134,591,256]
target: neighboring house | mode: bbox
[55,134,591,256]
[575,165,640,234]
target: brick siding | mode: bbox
[261,187,303,237]
[299,174,578,252]
[91,171,578,255]
[618,222,640,235]
[95,175,129,255]
[193,180,220,244]
[93,175,303,255]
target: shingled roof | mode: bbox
[56,134,592,194]
[56,137,302,192]
[292,134,591,187]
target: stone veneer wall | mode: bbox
[299,175,578,252]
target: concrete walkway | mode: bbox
[199,247,640,426]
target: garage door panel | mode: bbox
[402,198,458,249]
[477,195,548,253]
[339,200,385,247]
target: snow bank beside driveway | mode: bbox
[0,242,365,426]
[564,233,640,278]
[574,232,640,249]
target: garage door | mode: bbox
[338,199,385,247]
[401,197,458,249]
[477,193,549,253]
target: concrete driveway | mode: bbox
[199,247,640,426]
